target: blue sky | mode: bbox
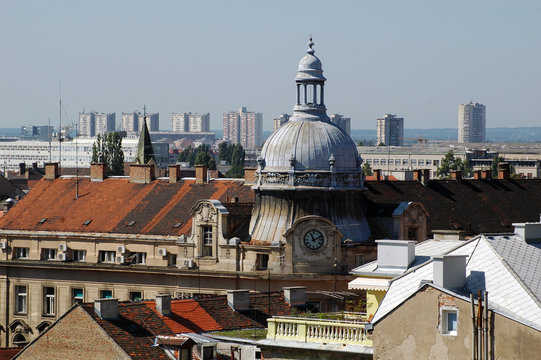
[1,0,539,131]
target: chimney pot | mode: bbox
[374,169,382,181]
[156,293,172,316]
[195,165,208,184]
[243,167,256,185]
[90,163,106,182]
[473,170,481,180]
[94,298,119,320]
[433,255,467,290]
[44,163,59,180]
[498,162,510,180]
[227,290,250,311]
[129,164,155,184]
[376,239,416,271]
[450,170,462,180]
[18,163,26,176]
[169,165,180,183]
[283,286,306,306]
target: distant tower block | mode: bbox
[458,102,486,143]
[377,114,404,146]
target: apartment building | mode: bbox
[78,112,115,137]
[223,107,262,149]
[171,112,210,133]
[121,111,140,135]
[273,114,290,131]
[458,101,486,143]
[329,114,351,135]
[376,114,404,146]
[138,113,159,132]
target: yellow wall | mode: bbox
[366,290,386,319]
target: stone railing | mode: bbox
[266,316,372,346]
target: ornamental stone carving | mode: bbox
[195,203,217,223]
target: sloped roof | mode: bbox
[82,302,173,360]
[372,235,541,330]
[364,179,541,236]
[0,177,254,236]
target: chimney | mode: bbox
[243,167,256,185]
[283,287,306,306]
[413,170,422,182]
[94,298,119,320]
[44,163,59,180]
[473,170,481,180]
[513,220,541,243]
[376,239,416,271]
[498,162,510,180]
[481,169,492,180]
[450,170,462,180]
[374,169,382,181]
[129,164,155,184]
[90,163,106,182]
[433,255,467,290]
[32,162,38,171]
[195,165,207,184]
[169,165,180,183]
[156,293,171,316]
[18,163,26,176]
[227,289,250,311]
[422,169,430,185]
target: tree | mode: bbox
[177,146,196,166]
[491,156,516,177]
[178,144,216,169]
[226,144,245,178]
[91,132,124,175]
[362,162,373,176]
[218,142,233,164]
[436,150,471,178]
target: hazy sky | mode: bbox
[1,0,540,131]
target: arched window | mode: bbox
[12,333,28,347]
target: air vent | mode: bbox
[127,221,136,227]
[83,220,92,226]
[173,222,182,228]
[39,218,47,224]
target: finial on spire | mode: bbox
[307,36,315,55]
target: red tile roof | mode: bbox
[146,299,223,333]
[0,348,21,360]
[0,177,254,236]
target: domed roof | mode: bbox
[260,119,360,172]
[295,38,326,82]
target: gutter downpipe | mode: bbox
[477,290,483,360]
[5,266,9,347]
[471,293,476,360]
[484,291,489,360]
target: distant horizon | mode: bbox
[2,0,540,131]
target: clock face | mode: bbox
[303,230,324,250]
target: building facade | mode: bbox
[138,113,159,132]
[78,112,115,137]
[376,114,404,146]
[273,114,290,132]
[121,111,140,135]
[329,114,351,136]
[223,107,263,149]
[171,112,210,133]
[458,101,486,143]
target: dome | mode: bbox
[260,119,360,172]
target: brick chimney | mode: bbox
[169,165,180,183]
[473,170,481,180]
[156,293,171,316]
[18,163,26,176]
[130,164,155,184]
[243,167,256,185]
[498,162,510,180]
[374,169,382,181]
[44,163,59,180]
[94,298,119,320]
[481,169,492,180]
[413,170,422,182]
[450,170,462,180]
[90,163,106,182]
[195,165,207,184]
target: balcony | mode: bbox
[266,316,372,347]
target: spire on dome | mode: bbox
[307,36,315,55]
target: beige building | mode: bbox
[223,107,263,149]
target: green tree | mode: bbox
[436,150,471,178]
[177,146,196,166]
[218,142,233,164]
[491,156,515,177]
[91,132,124,175]
[362,162,373,176]
[226,144,245,178]
[179,144,216,169]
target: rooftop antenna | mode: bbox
[75,123,79,200]
[58,80,63,172]
[48,117,52,162]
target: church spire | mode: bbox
[135,115,155,165]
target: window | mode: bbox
[355,254,365,267]
[418,159,425,166]
[366,159,372,164]
[441,308,458,335]
[131,252,146,265]
[100,290,113,299]
[202,226,213,257]
[202,345,215,360]
[14,247,29,259]
[426,160,433,166]
[42,248,57,261]
[72,250,86,262]
[374,159,380,165]
[402,159,408,165]
[434,160,440,166]
[99,251,116,263]
[407,227,418,240]
[411,159,417,166]
[15,285,27,314]
[256,254,269,270]
[168,253,177,267]
[380,159,385,165]
[130,291,142,301]
[395,159,401,165]
[72,288,84,304]
[43,287,55,316]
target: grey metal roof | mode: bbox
[260,119,359,172]
[295,38,326,82]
